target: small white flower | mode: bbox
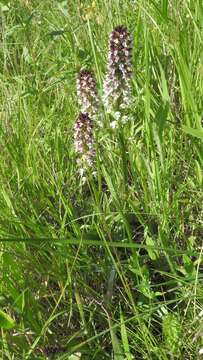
[114,111,121,120]
[122,115,129,124]
[110,121,117,129]
[79,168,85,176]
[120,102,127,109]
[81,176,87,184]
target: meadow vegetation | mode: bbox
[0,0,203,359]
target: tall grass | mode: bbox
[0,0,202,359]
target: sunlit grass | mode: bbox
[0,0,202,358]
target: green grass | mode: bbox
[0,0,203,358]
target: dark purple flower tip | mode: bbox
[103,25,133,112]
[107,25,132,78]
[110,26,131,43]
[77,70,96,88]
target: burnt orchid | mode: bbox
[74,112,96,178]
[76,69,99,119]
[103,26,133,126]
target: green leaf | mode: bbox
[49,30,66,37]
[68,353,82,360]
[108,316,125,360]
[0,4,10,12]
[14,291,25,313]
[146,235,157,261]
[0,310,15,330]
[162,313,182,355]
[120,309,133,360]
[182,126,203,140]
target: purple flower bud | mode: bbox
[76,70,99,118]
[103,26,133,117]
[74,112,96,175]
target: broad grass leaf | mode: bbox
[183,126,203,140]
[120,308,133,360]
[146,235,157,261]
[108,316,125,360]
[0,310,15,330]
[68,353,82,360]
[162,313,182,355]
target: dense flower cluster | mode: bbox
[76,70,99,119]
[74,26,133,177]
[103,26,133,122]
[74,112,96,177]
